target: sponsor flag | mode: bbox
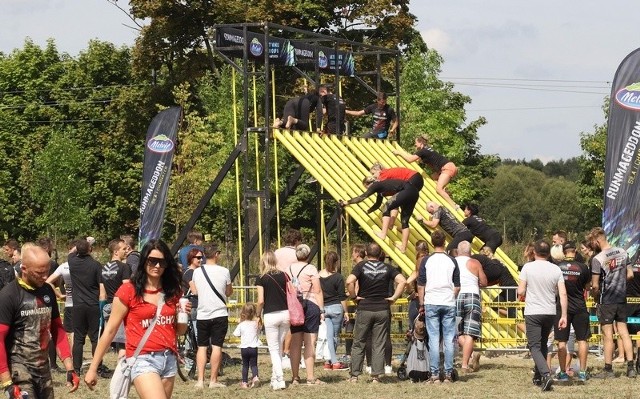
[604,48,640,266]
[138,107,181,246]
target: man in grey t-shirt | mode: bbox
[518,240,567,392]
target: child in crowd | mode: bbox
[233,303,261,388]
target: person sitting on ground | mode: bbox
[345,91,397,139]
[392,135,459,209]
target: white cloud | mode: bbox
[421,28,452,54]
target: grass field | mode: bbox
[49,347,640,399]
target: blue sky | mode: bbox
[2,0,639,161]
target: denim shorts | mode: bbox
[130,350,177,381]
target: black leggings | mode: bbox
[240,347,259,383]
[72,303,100,372]
[383,174,423,228]
[281,98,310,130]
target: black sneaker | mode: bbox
[540,374,553,392]
[627,367,637,378]
[592,369,615,379]
[532,376,542,386]
[97,365,113,378]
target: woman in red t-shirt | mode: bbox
[84,239,187,399]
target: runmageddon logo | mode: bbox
[606,120,640,200]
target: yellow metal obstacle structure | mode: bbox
[273,129,524,347]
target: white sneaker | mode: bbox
[365,366,371,374]
[385,365,393,375]
[272,378,286,390]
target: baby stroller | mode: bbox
[397,315,459,382]
[397,315,430,382]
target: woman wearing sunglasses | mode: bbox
[84,239,188,399]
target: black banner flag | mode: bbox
[604,48,640,266]
[138,107,181,247]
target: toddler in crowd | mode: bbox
[233,302,261,388]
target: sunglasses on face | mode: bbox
[147,256,168,269]
[195,256,203,260]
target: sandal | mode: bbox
[306,379,326,385]
[370,376,381,384]
[348,376,358,383]
[291,377,300,385]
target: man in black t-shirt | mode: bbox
[68,239,106,375]
[345,243,406,382]
[553,242,591,382]
[462,203,503,252]
[0,245,79,398]
[421,201,474,254]
[101,239,131,356]
[318,84,346,135]
[346,92,398,139]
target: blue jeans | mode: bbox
[425,304,457,374]
[324,303,344,363]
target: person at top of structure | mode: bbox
[345,91,397,139]
[318,84,346,135]
[273,90,321,131]
[392,135,459,209]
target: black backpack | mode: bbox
[0,260,16,292]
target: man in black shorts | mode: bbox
[0,245,79,398]
[589,227,635,379]
[553,242,591,382]
[462,203,503,252]
[625,245,640,373]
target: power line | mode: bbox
[442,76,611,85]
[0,99,112,110]
[0,83,150,96]
[451,82,608,95]
[24,119,114,124]
[467,105,602,112]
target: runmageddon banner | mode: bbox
[216,27,355,76]
[604,48,640,266]
[138,107,181,247]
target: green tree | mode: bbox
[398,44,498,204]
[578,102,608,230]
[28,129,92,238]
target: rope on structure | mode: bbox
[252,64,264,255]
[272,68,282,248]
[232,68,245,302]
